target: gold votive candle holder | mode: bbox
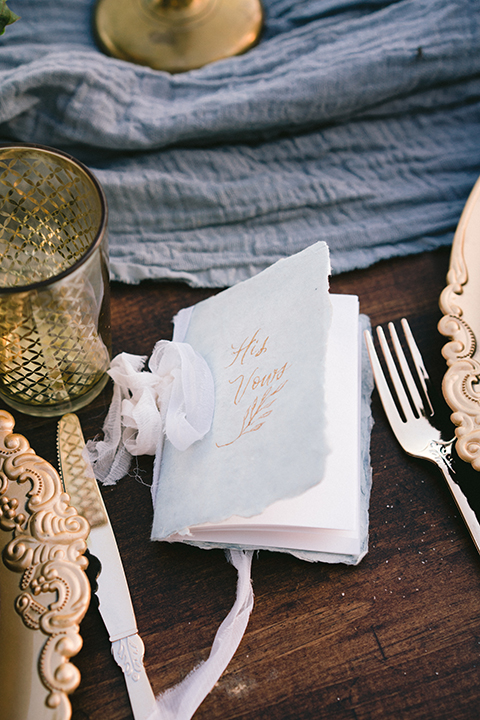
[0,143,111,417]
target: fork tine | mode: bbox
[368,322,480,558]
[376,325,416,423]
[387,321,425,418]
[401,318,434,416]
[364,330,404,426]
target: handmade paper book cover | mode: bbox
[151,242,373,564]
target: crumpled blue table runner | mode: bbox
[1,0,479,287]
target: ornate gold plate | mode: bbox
[0,410,91,720]
[439,176,480,470]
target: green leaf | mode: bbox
[0,1,20,36]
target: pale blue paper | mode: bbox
[1,1,479,287]
[151,242,332,539]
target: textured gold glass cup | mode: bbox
[0,144,111,417]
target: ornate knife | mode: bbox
[57,413,157,720]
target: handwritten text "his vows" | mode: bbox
[216,329,290,447]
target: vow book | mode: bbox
[151,242,372,564]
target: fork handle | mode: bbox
[428,439,480,557]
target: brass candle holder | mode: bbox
[94,0,263,73]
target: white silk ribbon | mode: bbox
[86,339,254,720]
[86,340,214,485]
[148,549,254,720]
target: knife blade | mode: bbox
[57,413,157,720]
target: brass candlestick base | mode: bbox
[94,0,263,73]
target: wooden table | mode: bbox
[4,245,480,720]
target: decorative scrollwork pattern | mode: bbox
[112,634,146,682]
[0,410,90,719]
[438,175,480,471]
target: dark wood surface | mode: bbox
[4,245,480,720]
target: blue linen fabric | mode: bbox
[0,0,479,286]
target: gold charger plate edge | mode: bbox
[0,409,91,720]
[439,175,480,471]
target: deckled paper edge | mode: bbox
[151,241,333,537]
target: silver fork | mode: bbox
[365,318,480,556]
